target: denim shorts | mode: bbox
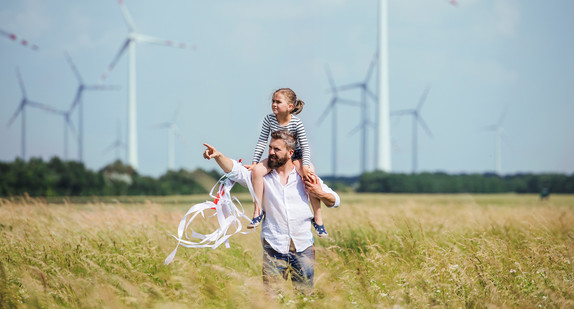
[261,239,315,294]
[292,148,303,161]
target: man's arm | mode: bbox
[203,143,233,173]
[304,175,339,208]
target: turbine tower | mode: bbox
[153,105,184,171]
[317,66,361,176]
[0,28,39,51]
[376,0,392,172]
[65,52,117,163]
[484,107,508,175]
[391,86,433,174]
[336,53,378,173]
[7,69,50,160]
[98,0,195,170]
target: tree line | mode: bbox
[1,157,573,196]
[356,171,574,194]
[0,157,220,197]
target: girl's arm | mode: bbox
[252,115,271,164]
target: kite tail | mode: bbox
[164,169,253,265]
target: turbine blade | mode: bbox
[497,105,509,126]
[85,84,120,91]
[337,83,362,92]
[118,0,137,31]
[68,89,82,113]
[65,114,78,139]
[337,98,362,106]
[136,33,196,50]
[365,52,378,82]
[102,142,119,154]
[482,124,497,131]
[418,116,433,138]
[416,86,431,111]
[0,28,39,51]
[64,51,83,84]
[325,65,337,91]
[366,88,378,102]
[391,109,415,116]
[98,39,130,84]
[171,102,183,123]
[348,123,365,136]
[27,101,65,115]
[174,128,187,144]
[7,103,24,127]
[317,100,335,125]
[153,122,171,129]
[16,68,27,98]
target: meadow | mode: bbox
[0,193,573,308]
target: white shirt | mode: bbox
[227,160,340,254]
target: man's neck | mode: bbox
[274,161,295,185]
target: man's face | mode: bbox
[268,138,293,169]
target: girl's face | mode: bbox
[271,92,293,116]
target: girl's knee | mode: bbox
[253,162,270,177]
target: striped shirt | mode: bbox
[252,114,311,167]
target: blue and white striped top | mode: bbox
[252,114,311,167]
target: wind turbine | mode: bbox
[65,52,117,163]
[153,105,185,171]
[0,28,39,51]
[317,66,361,176]
[30,104,78,161]
[336,52,378,173]
[376,0,392,172]
[97,0,195,170]
[103,120,125,162]
[484,107,508,175]
[6,69,52,160]
[391,86,433,174]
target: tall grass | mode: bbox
[0,194,573,308]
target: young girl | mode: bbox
[246,88,328,237]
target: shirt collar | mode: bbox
[269,166,298,179]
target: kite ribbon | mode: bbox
[164,167,254,265]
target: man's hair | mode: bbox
[270,129,297,150]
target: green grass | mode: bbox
[0,194,573,308]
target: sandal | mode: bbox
[247,212,265,229]
[312,218,328,238]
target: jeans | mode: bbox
[262,239,315,295]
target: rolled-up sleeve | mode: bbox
[319,178,341,208]
[226,160,252,187]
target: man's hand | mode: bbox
[244,162,258,171]
[301,165,315,182]
[203,143,221,160]
[202,143,233,173]
[304,174,322,198]
[305,174,337,207]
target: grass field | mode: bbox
[1,193,573,308]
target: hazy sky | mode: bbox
[1,0,573,177]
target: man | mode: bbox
[202,129,340,294]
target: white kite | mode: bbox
[164,170,256,265]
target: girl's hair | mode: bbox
[274,88,305,115]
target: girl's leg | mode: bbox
[294,160,327,236]
[249,160,271,228]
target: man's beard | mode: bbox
[268,154,289,169]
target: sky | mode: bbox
[1,0,573,177]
